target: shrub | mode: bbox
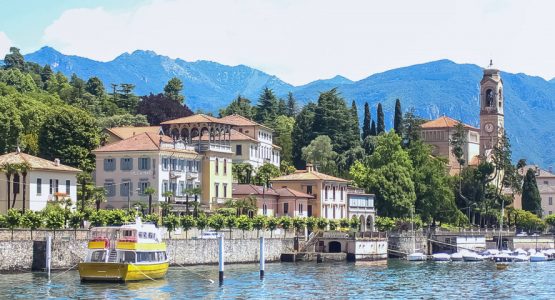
[208,214,226,232]
[163,214,180,239]
[375,216,395,231]
[252,215,267,237]
[180,215,196,239]
[279,216,292,237]
[267,217,279,238]
[237,215,252,238]
[316,218,328,231]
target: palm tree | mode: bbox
[18,162,31,213]
[93,187,107,211]
[144,187,156,215]
[2,163,16,210]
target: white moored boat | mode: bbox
[432,253,451,262]
[407,252,427,261]
[462,252,485,262]
[530,252,547,262]
[450,252,464,261]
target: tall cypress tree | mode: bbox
[362,102,371,140]
[255,87,279,125]
[286,92,298,117]
[370,120,377,136]
[394,98,403,135]
[350,100,361,146]
[522,168,543,216]
[377,103,385,134]
[292,103,317,169]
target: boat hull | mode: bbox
[79,262,169,282]
[407,253,427,261]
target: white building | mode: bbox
[93,132,202,209]
[219,114,281,169]
[347,187,376,232]
[0,151,81,213]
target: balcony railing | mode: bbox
[195,142,232,153]
[212,197,233,204]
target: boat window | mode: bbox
[121,251,136,263]
[158,252,167,261]
[123,230,134,237]
[137,252,157,262]
[90,250,107,262]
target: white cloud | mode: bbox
[42,0,555,84]
[0,32,13,58]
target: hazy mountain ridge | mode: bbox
[19,47,555,167]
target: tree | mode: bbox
[254,163,281,186]
[0,68,37,93]
[402,108,426,148]
[292,217,306,237]
[98,114,149,129]
[44,210,65,238]
[252,215,267,237]
[144,187,156,215]
[350,216,361,230]
[92,187,107,211]
[180,215,196,239]
[225,215,238,239]
[3,47,25,70]
[68,211,85,238]
[376,103,385,134]
[85,77,105,97]
[328,219,339,231]
[279,216,292,238]
[1,162,17,210]
[362,102,371,140]
[370,120,377,136]
[316,218,328,231]
[394,99,403,136]
[164,77,184,102]
[6,209,22,240]
[272,115,295,163]
[301,135,337,175]
[255,87,279,125]
[89,210,108,227]
[219,96,255,119]
[237,215,253,238]
[21,210,43,239]
[208,214,226,233]
[117,83,139,113]
[339,218,350,229]
[267,217,279,238]
[336,146,365,178]
[522,168,542,216]
[137,93,193,125]
[17,162,31,212]
[163,214,180,239]
[545,214,555,232]
[375,216,396,231]
[292,103,316,169]
[196,214,208,233]
[286,92,298,117]
[450,121,467,169]
[39,106,101,172]
[350,100,361,147]
[351,131,415,217]
[0,96,24,153]
[232,162,254,184]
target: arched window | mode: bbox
[215,158,219,174]
[485,89,494,107]
[223,159,227,174]
[263,204,267,216]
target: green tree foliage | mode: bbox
[254,163,281,186]
[21,210,43,239]
[163,214,180,239]
[336,146,365,178]
[350,100,361,146]
[0,96,24,153]
[267,217,279,238]
[208,214,226,232]
[85,77,105,97]
[0,68,37,92]
[292,103,316,168]
[272,115,295,163]
[513,209,546,232]
[286,92,298,117]
[136,93,193,125]
[375,216,396,231]
[402,108,426,148]
[292,217,306,237]
[196,214,208,231]
[225,215,238,239]
[105,209,130,226]
[252,215,268,237]
[219,96,255,119]
[279,216,292,237]
[98,114,149,128]
[301,135,337,175]
[394,99,403,135]
[351,131,415,217]
[255,87,279,125]
[237,215,253,238]
[305,216,317,231]
[450,121,467,168]
[316,218,328,231]
[3,47,25,70]
[522,168,542,216]
[44,209,65,237]
[6,209,22,239]
[180,215,196,239]
[370,120,377,136]
[312,89,358,154]
[164,77,184,102]
[328,219,339,231]
[232,162,254,184]
[350,216,361,230]
[362,102,371,140]
[545,214,555,231]
[376,103,385,134]
[339,218,350,229]
[89,210,108,227]
[38,106,101,172]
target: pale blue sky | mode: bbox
[1,0,555,85]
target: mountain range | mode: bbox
[9,46,555,168]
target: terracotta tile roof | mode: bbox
[105,126,161,140]
[160,114,229,125]
[271,169,350,183]
[273,187,314,198]
[93,132,197,154]
[220,114,273,131]
[421,116,479,130]
[0,152,81,173]
[232,184,279,196]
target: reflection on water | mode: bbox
[2,260,555,299]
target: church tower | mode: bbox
[479,60,504,157]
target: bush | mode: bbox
[375,216,395,231]
[252,215,267,237]
[339,218,350,229]
[89,210,108,227]
[105,209,129,226]
[267,217,279,237]
[162,214,180,239]
[208,214,226,231]
[545,214,555,228]
[316,218,328,231]
[216,208,236,217]
[237,215,253,238]
[196,214,208,231]
[143,213,160,225]
[328,219,339,231]
[305,217,317,231]
[279,216,292,237]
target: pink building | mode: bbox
[232,184,314,217]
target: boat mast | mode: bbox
[411,206,415,253]
[498,198,504,250]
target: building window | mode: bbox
[162,181,168,193]
[340,187,344,200]
[49,179,53,194]
[236,145,242,155]
[104,181,115,197]
[550,197,553,205]
[162,157,169,170]
[223,159,227,174]
[333,187,336,200]
[325,187,328,199]
[138,158,150,170]
[306,185,313,195]
[121,181,132,197]
[179,159,186,171]
[215,158,219,174]
[66,180,70,195]
[284,203,289,214]
[299,203,303,214]
[171,158,178,171]
[263,204,268,216]
[104,158,116,171]
[223,183,228,198]
[37,178,42,195]
[139,181,150,195]
[215,183,219,198]
[55,179,59,193]
[544,181,549,185]
[121,158,133,171]
[325,206,328,218]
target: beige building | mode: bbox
[270,164,350,220]
[103,126,162,145]
[479,63,505,157]
[420,116,481,175]
[219,114,281,169]
[93,132,202,210]
[512,166,555,217]
[0,151,81,213]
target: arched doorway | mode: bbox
[328,241,342,253]
[359,215,366,232]
[366,215,374,232]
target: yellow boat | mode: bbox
[79,217,169,282]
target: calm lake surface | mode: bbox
[2,260,555,299]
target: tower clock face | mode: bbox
[484,122,494,133]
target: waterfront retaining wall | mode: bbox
[388,231,428,256]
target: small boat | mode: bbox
[450,252,464,261]
[431,253,451,262]
[530,253,547,262]
[513,254,529,262]
[407,252,427,261]
[79,217,169,282]
[463,252,484,262]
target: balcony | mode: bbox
[195,142,232,153]
[212,197,233,205]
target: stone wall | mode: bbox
[0,238,294,272]
[388,231,428,256]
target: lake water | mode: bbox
[2,260,555,299]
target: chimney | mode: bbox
[54,158,60,166]
[306,163,314,172]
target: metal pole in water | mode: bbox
[218,235,224,285]
[46,234,52,279]
[260,236,265,279]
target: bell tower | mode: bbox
[479,60,504,157]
